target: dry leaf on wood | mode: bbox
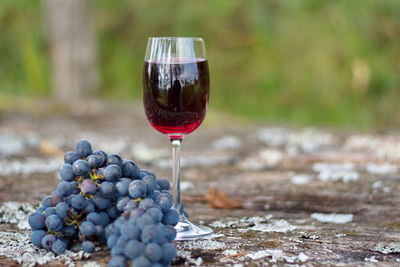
[205,186,242,209]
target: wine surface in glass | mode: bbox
[143,58,210,139]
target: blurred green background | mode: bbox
[1,0,399,128]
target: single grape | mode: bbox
[41,234,56,250]
[99,181,116,197]
[63,225,77,237]
[42,194,63,207]
[55,202,70,218]
[111,244,125,256]
[108,255,126,267]
[161,209,179,226]
[107,206,120,219]
[56,181,73,197]
[76,139,92,157]
[131,255,151,267]
[104,164,122,181]
[70,181,80,194]
[92,193,111,210]
[82,240,95,253]
[80,221,96,237]
[93,149,107,164]
[143,175,158,192]
[59,164,75,181]
[140,169,156,179]
[116,196,130,211]
[156,178,170,191]
[28,212,46,230]
[155,193,173,212]
[52,239,67,255]
[135,214,154,231]
[73,159,91,176]
[95,224,105,237]
[36,206,46,213]
[80,179,97,195]
[115,178,131,196]
[71,194,88,210]
[161,242,177,263]
[141,224,162,244]
[146,207,163,223]
[124,239,144,260]
[138,198,155,210]
[46,215,64,231]
[147,190,161,201]
[120,222,139,240]
[144,243,162,262]
[107,234,119,248]
[44,207,57,217]
[31,230,46,246]
[124,200,139,212]
[64,151,79,164]
[87,212,101,225]
[105,153,122,167]
[82,201,95,214]
[87,154,102,168]
[162,224,177,242]
[128,180,147,199]
[98,211,111,226]
[122,160,140,179]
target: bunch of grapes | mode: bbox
[28,140,179,266]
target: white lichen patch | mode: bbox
[82,261,101,267]
[364,256,378,262]
[176,250,204,266]
[313,162,359,183]
[240,219,297,233]
[0,202,37,229]
[0,158,60,177]
[372,243,400,255]
[365,163,398,175]
[291,174,312,185]
[335,233,347,237]
[246,249,305,263]
[311,213,353,224]
[223,249,238,256]
[0,231,89,267]
[178,239,227,250]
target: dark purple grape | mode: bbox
[73,159,91,176]
[104,164,122,181]
[132,255,151,267]
[162,225,177,242]
[52,239,67,255]
[141,224,162,244]
[156,178,170,191]
[107,234,119,248]
[87,154,102,168]
[116,196,130,211]
[161,242,177,263]
[161,209,179,226]
[56,181,73,197]
[146,207,163,223]
[155,193,173,212]
[124,239,144,260]
[63,225,77,237]
[93,193,111,210]
[122,160,140,179]
[76,140,92,157]
[107,206,120,219]
[64,151,79,164]
[80,221,96,237]
[87,212,101,225]
[108,255,126,267]
[44,207,56,217]
[55,202,70,218]
[82,240,95,253]
[120,222,139,240]
[128,180,147,199]
[116,178,131,196]
[71,194,88,210]
[46,215,63,231]
[98,211,111,226]
[143,175,158,192]
[99,181,116,198]
[41,234,56,250]
[31,230,46,246]
[138,198,155,210]
[106,153,122,167]
[144,243,162,262]
[59,164,75,181]
[80,179,97,195]
[28,212,46,230]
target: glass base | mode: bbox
[174,216,213,240]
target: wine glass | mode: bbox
[142,37,212,239]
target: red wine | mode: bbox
[143,58,210,139]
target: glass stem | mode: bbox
[171,138,183,215]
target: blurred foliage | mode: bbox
[0,0,400,127]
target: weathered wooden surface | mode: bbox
[0,102,400,266]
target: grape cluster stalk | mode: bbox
[28,140,181,267]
